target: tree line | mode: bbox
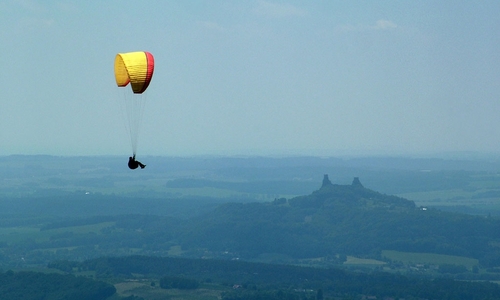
[0,270,116,300]
[50,255,500,300]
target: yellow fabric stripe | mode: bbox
[114,52,148,93]
[114,54,129,87]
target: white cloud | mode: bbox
[56,2,79,14]
[24,17,54,28]
[14,0,45,13]
[10,0,55,31]
[253,0,308,18]
[373,19,397,30]
[335,19,398,33]
[198,21,226,32]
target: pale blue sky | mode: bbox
[1,0,499,156]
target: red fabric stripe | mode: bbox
[138,52,154,93]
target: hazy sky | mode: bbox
[1,1,499,157]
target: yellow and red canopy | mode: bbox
[114,51,154,94]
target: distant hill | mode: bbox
[2,172,500,272]
[177,175,500,266]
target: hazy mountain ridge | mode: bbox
[177,175,500,266]
[11,173,499,268]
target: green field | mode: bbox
[344,256,386,265]
[395,172,500,208]
[114,281,225,300]
[0,222,115,244]
[382,250,479,269]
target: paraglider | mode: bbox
[128,155,146,169]
[114,51,154,169]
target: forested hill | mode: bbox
[289,175,415,210]
[178,175,500,266]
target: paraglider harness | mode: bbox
[128,155,146,169]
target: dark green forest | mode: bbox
[48,255,500,300]
[0,270,115,300]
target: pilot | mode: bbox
[128,155,146,169]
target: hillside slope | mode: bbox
[178,175,500,266]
